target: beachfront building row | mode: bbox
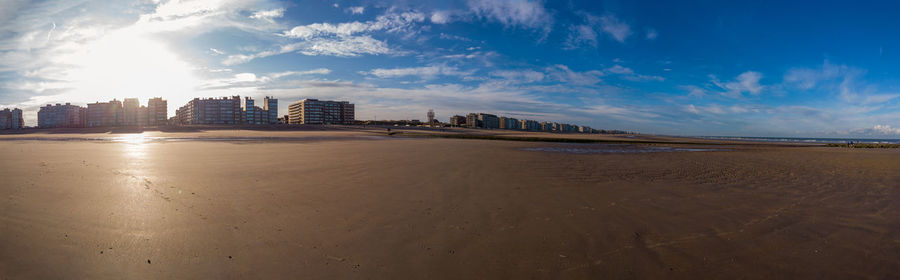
[0,108,24,129]
[465,113,500,129]
[241,97,279,125]
[451,113,597,133]
[38,103,84,128]
[287,99,354,125]
[175,96,278,125]
[38,98,168,128]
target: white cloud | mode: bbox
[430,10,452,24]
[299,36,393,57]
[603,65,664,82]
[234,72,258,82]
[218,10,427,63]
[599,14,632,43]
[467,0,552,34]
[712,71,764,97]
[681,85,706,98]
[226,10,427,64]
[565,13,636,49]
[346,6,364,15]
[782,61,900,106]
[439,33,472,42]
[564,24,598,49]
[872,124,900,134]
[645,28,658,40]
[784,61,844,90]
[268,68,332,79]
[200,68,333,89]
[209,48,226,55]
[365,65,470,79]
[282,11,425,39]
[686,104,700,114]
[605,65,634,75]
[490,69,545,83]
[250,8,285,21]
[545,65,603,85]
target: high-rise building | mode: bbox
[520,119,541,131]
[239,96,277,125]
[263,96,278,124]
[427,109,435,126]
[0,108,24,129]
[242,97,257,124]
[175,96,242,125]
[138,106,149,126]
[38,103,85,128]
[465,113,480,128]
[449,115,466,127]
[339,101,354,124]
[288,99,354,125]
[147,97,167,126]
[86,100,124,127]
[478,113,500,129]
[123,98,139,126]
[540,122,552,131]
[499,116,518,130]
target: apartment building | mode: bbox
[86,100,124,127]
[520,119,541,131]
[242,97,257,124]
[147,97,167,126]
[288,99,354,124]
[0,108,23,129]
[479,113,500,129]
[499,116,519,130]
[175,96,242,125]
[123,98,139,126]
[449,115,466,127]
[263,96,278,124]
[38,103,85,128]
[465,113,480,128]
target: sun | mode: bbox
[62,29,199,108]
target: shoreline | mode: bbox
[0,125,834,147]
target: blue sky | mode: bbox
[2,0,900,137]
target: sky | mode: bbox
[1,0,900,137]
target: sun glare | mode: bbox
[64,29,199,107]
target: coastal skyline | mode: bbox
[2,0,900,137]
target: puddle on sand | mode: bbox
[0,135,394,143]
[522,144,727,154]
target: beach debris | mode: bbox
[228,256,232,259]
[100,251,103,254]
[147,259,151,264]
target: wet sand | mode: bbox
[1,130,899,278]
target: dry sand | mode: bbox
[1,129,899,278]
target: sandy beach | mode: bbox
[1,128,899,278]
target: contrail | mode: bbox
[46,22,56,42]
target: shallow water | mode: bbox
[522,144,727,154]
[0,135,394,143]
